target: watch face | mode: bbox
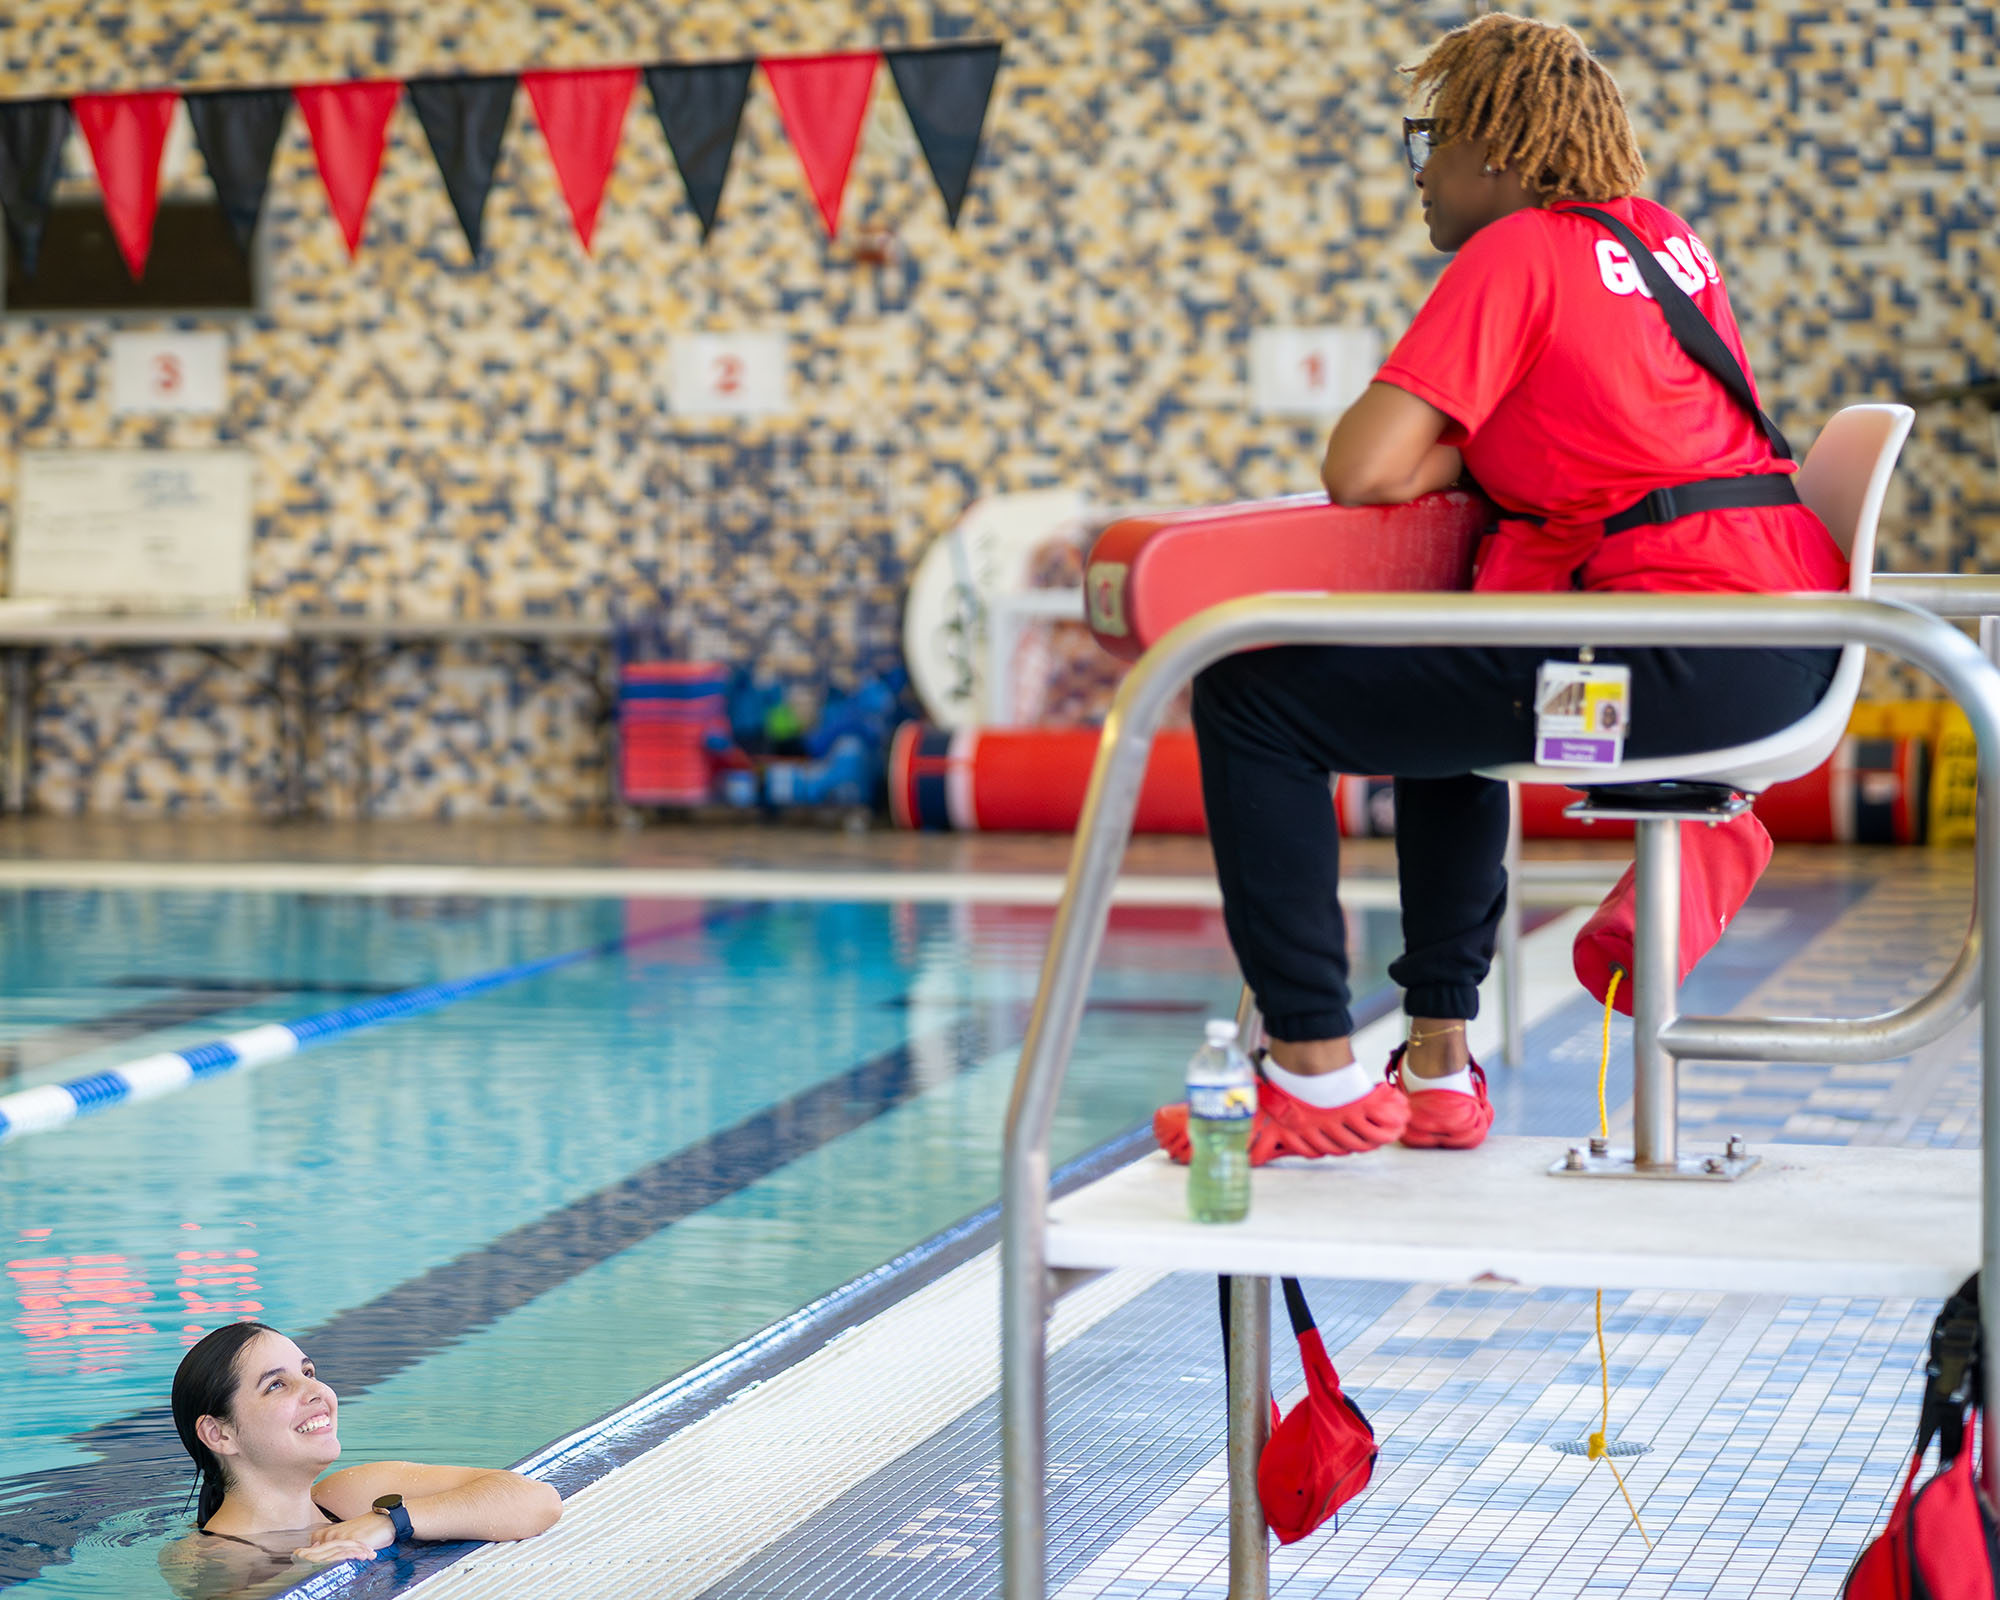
[372,1494,403,1512]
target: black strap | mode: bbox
[1217,1275,1317,1377]
[1561,204,1793,462]
[1602,471,1799,535]
[1920,1272,1982,1464]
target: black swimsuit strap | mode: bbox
[198,1503,341,1546]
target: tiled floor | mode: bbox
[703,847,1971,1600]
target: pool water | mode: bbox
[0,888,1397,1598]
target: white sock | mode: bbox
[1402,1058,1474,1095]
[1263,1055,1374,1109]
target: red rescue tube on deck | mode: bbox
[890,726,1928,843]
[890,723,1206,833]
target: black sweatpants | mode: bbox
[1191,643,1839,1040]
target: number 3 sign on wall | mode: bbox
[110,332,228,416]
[668,333,791,419]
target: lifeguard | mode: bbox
[1154,12,1845,1161]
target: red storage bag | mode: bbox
[1845,1276,1996,1599]
[1573,811,1774,1016]
[1220,1277,1377,1545]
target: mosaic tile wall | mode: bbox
[0,0,1993,817]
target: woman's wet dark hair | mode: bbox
[171,1322,277,1526]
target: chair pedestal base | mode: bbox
[1549,1145,1762,1182]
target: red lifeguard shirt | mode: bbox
[1373,195,1847,595]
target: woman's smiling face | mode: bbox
[200,1329,342,1477]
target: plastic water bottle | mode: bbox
[1187,1018,1255,1223]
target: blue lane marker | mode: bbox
[0,996,1032,1590]
[0,908,748,1144]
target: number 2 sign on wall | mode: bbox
[669,333,791,419]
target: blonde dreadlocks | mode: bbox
[1406,13,1645,201]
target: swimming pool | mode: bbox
[0,887,1404,1597]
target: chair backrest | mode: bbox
[1476,401,1917,791]
[1793,403,1915,597]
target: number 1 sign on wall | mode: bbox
[668,333,792,419]
[1249,326,1382,418]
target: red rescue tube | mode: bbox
[1573,812,1776,1016]
[891,726,1927,843]
[1085,491,1490,661]
[888,723,1207,833]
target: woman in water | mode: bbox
[159,1321,560,1597]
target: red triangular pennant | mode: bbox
[762,53,878,237]
[521,66,637,253]
[293,80,401,256]
[71,91,179,280]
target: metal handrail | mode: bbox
[1874,572,2000,616]
[1661,573,2000,1061]
[1000,590,2000,1600]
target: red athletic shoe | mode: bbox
[1386,1046,1495,1149]
[1153,1067,1409,1165]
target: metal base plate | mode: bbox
[1550,1436,1652,1457]
[1548,1147,1762,1181]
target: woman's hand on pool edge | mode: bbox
[313,1461,563,1544]
[293,1521,388,1563]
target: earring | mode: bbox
[1482,163,1501,175]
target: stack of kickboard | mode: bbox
[618,662,730,806]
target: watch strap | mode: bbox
[372,1496,415,1542]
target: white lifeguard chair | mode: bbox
[996,411,2000,1599]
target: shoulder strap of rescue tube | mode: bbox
[1561,203,1794,463]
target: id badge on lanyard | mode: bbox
[1534,660,1630,768]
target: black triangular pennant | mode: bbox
[406,74,516,260]
[0,99,72,279]
[643,60,753,240]
[185,87,290,256]
[887,43,1001,228]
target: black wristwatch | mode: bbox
[371,1494,414,1543]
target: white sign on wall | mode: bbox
[1250,326,1382,417]
[111,331,229,416]
[669,332,791,418]
[12,450,254,608]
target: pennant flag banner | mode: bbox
[887,43,1000,228]
[762,53,879,238]
[0,43,998,276]
[522,66,637,253]
[72,90,178,279]
[0,98,71,278]
[406,73,516,259]
[295,79,401,256]
[644,60,752,240]
[185,87,290,256]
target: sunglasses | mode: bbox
[1403,117,1435,175]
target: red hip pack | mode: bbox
[1219,1276,1377,1545]
[1845,1275,1998,1599]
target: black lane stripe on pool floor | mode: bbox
[0,1009,1011,1591]
[296,1125,1169,1600]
